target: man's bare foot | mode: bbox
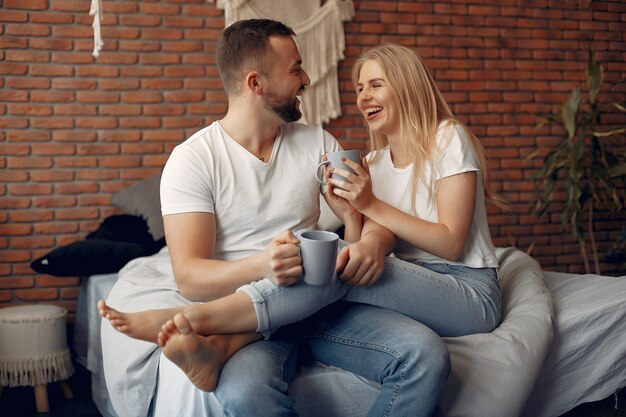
[160,312,227,392]
[97,300,180,343]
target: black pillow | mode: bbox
[30,214,165,277]
[30,239,153,277]
[87,214,156,248]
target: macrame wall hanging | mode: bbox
[90,0,103,58]
[89,0,354,125]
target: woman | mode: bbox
[100,44,502,399]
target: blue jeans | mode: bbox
[215,302,450,417]
[215,324,301,417]
[240,255,501,338]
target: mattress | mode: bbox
[75,249,626,417]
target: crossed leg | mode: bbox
[98,293,260,392]
[97,291,258,344]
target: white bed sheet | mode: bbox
[77,249,626,417]
[523,270,626,417]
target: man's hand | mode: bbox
[335,236,386,287]
[264,231,302,286]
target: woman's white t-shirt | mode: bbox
[160,121,340,262]
[367,121,498,268]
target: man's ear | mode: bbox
[246,72,263,95]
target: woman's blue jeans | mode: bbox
[239,255,502,338]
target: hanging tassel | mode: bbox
[90,0,103,58]
[0,350,74,387]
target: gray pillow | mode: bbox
[111,174,164,241]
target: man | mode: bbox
[102,19,449,417]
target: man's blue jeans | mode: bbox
[214,302,450,417]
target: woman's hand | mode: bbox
[335,233,387,287]
[321,155,361,225]
[328,157,378,214]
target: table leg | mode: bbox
[34,384,49,413]
[59,380,74,399]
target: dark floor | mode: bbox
[0,360,101,417]
[561,388,626,417]
[0,345,624,417]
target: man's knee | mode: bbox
[403,328,451,383]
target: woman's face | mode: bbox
[356,59,400,139]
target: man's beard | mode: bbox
[263,90,302,122]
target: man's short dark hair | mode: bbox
[216,19,296,95]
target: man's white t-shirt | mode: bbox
[160,121,340,261]
[368,121,498,268]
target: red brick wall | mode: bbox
[1,0,625,318]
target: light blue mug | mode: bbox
[294,229,339,286]
[315,150,361,187]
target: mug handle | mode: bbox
[315,160,330,186]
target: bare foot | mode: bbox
[160,313,228,392]
[97,300,181,343]
[157,318,178,347]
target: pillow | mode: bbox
[87,214,156,248]
[111,175,164,241]
[30,214,165,277]
[30,239,153,277]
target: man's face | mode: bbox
[262,36,310,122]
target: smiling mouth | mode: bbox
[365,107,383,119]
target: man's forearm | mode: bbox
[172,252,267,302]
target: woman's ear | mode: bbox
[246,72,262,95]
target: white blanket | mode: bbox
[101,247,188,417]
[102,247,554,417]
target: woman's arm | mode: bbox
[164,212,302,302]
[358,172,476,262]
[331,158,477,262]
[322,191,362,242]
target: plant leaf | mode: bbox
[586,47,604,105]
[609,164,626,178]
[592,127,626,137]
[562,88,579,139]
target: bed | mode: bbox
[73,246,626,417]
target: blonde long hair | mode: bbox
[351,44,503,210]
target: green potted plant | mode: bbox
[527,47,626,274]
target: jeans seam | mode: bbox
[385,259,480,300]
[306,332,406,361]
[278,339,296,395]
[305,332,406,416]
[384,360,404,417]
[441,264,500,295]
